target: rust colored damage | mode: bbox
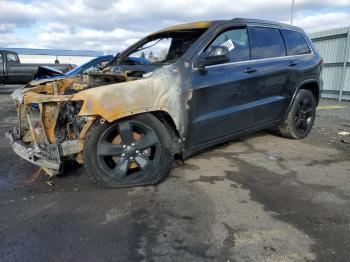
[7,65,189,176]
[74,65,187,135]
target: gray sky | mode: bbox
[0,0,349,52]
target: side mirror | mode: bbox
[195,46,230,69]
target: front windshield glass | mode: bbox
[118,29,207,66]
[129,38,172,63]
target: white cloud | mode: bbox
[0,0,349,51]
[0,23,16,33]
[0,33,25,46]
[0,1,38,27]
[36,24,146,51]
[294,12,350,32]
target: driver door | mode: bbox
[187,27,261,146]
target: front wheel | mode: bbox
[83,114,173,188]
[278,89,316,139]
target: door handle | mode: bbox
[288,60,298,67]
[243,67,258,73]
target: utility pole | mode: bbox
[291,0,295,25]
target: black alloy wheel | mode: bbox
[83,114,173,188]
[294,96,314,134]
[278,89,316,139]
[97,120,161,181]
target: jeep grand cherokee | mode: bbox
[6,19,322,188]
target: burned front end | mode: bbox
[4,23,207,176]
[6,79,90,175]
[5,71,144,176]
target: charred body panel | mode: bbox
[74,65,189,136]
[5,18,321,180]
[6,56,193,175]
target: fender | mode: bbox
[283,78,320,120]
[72,65,190,138]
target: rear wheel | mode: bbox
[83,114,173,188]
[278,89,316,139]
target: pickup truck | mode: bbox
[0,50,74,84]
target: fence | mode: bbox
[310,27,350,101]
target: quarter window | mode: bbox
[249,27,286,59]
[206,28,250,63]
[281,29,311,56]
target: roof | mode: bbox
[151,21,212,35]
[0,47,103,57]
[231,18,292,28]
[150,18,299,36]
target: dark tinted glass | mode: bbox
[281,29,311,55]
[249,27,286,59]
[207,28,250,63]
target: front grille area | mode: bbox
[16,103,33,144]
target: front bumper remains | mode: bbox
[5,128,61,171]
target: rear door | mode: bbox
[248,26,290,124]
[280,28,314,92]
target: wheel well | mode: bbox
[299,82,320,105]
[150,111,182,156]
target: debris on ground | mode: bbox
[45,181,54,186]
[337,131,350,136]
[340,139,350,144]
[268,155,282,161]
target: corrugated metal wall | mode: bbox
[310,27,350,101]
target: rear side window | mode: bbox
[206,28,250,63]
[281,29,311,55]
[249,27,286,59]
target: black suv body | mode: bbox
[185,19,321,154]
[6,18,322,187]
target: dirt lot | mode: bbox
[0,94,349,262]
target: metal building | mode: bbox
[0,47,103,66]
[310,27,350,101]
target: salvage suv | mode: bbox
[6,19,322,188]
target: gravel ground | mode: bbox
[0,94,349,262]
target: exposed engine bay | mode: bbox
[6,69,149,175]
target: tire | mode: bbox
[278,89,316,139]
[83,114,173,188]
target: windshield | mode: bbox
[115,29,207,66]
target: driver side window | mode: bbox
[7,53,19,63]
[206,28,250,63]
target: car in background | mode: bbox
[128,57,151,65]
[34,55,114,80]
[0,50,74,85]
[34,55,150,80]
